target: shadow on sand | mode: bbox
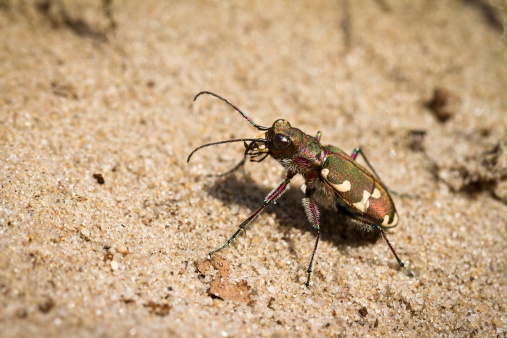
[204,174,382,254]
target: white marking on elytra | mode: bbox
[321,168,351,192]
[353,188,381,213]
[353,190,372,213]
[371,188,381,199]
[382,212,398,226]
[382,215,390,225]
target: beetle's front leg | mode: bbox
[302,192,320,288]
[212,152,248,178]
[210,140,250,177]
[209,172,295,257]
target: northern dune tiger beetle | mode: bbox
[188,91,416,287]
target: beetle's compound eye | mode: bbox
[272,134,291,150]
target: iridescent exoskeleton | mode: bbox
[187,92,415,287]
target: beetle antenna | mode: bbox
[194,91,269,131]
[187,138,268,162]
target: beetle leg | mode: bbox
[346,216,415,278]
[315,131,322,141]
[211,152,248,177]
[208,140,269,177]
[355,223,415,278]
[302,195,320,288]
[374,224,416,278]
[209,140,251,177]
[350,148,384,181]
[351,147,402,196]
[208,173,294,257]
[250,152,269,163]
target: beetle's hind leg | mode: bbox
[302,195,321,288]
[348,217,416,279]
[374,224,416,278]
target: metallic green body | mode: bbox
[189,92,416,287]
[265,120,398,229]
[320,148,399,228]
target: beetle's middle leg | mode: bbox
[302,193,321,288]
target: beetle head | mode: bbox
[264,119,305,159]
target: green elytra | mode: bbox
[187,91,416,287]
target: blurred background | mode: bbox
[1,0,506,336]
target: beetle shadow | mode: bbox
[205,174,381,252]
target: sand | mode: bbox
[1,0,506,336]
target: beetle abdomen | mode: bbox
[320,151,398,227]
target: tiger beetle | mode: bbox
[188,91,416,287]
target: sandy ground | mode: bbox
[1,0,507,336]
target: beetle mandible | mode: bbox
[187,91,415,287]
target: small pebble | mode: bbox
[212,299,224,308]
[80,228,90,241]
[117,245,128,254]
[493,317,503,328]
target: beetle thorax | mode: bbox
[277,136,327,173]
